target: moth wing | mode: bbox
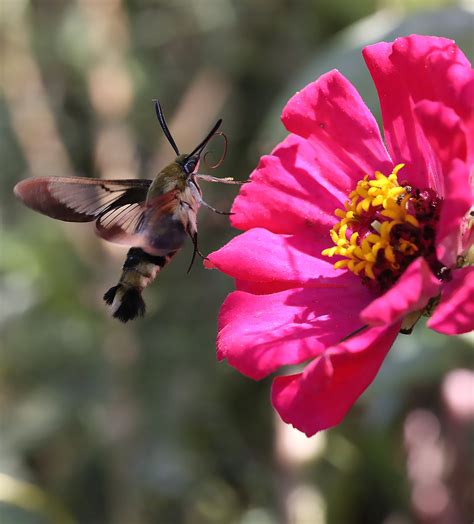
[96,190,188,254]
[14,176,152,222]
[15,176,189,253]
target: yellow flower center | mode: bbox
[322,164,442,290]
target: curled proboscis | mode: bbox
[203,132,228,169]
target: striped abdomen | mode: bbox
[103,247,177,322]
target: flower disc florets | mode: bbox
[322,164,445,291]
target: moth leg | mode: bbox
[337,324,369,343]
[399,310,423,334]
[200,199,234,216]
[187,231,208,274]
[195,174,248,185]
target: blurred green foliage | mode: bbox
[1,1,473,523]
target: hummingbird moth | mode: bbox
[14,101,240,322]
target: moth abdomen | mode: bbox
[104,247,177,322]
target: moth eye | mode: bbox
[184,160,197,174]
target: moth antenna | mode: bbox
[203,132,228,169]
[154,100,180,156]
[186,119,222,159]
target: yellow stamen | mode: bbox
[322,164,420,281]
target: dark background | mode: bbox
[1,1,473,523]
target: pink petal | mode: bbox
[231,133,346,235]
[205,228,351,290]
[414,101,468,174]
[361,258,442,326]
[364,36,474,191]
[282,70,392,182]
[389,36,473,117]
[363,40,441,192]
[411,38,474,160]
[217,283,374,380]
[234,279,297,295]
[436,159,473,267]
[271,322,401,436]
[428,266,474,335]
[430,49,474,162]
[232,274,360,295]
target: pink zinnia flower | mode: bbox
[206,35,474,437]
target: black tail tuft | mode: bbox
[103,285,146,322]
[103,285,119,305]
[113,288,146,323]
